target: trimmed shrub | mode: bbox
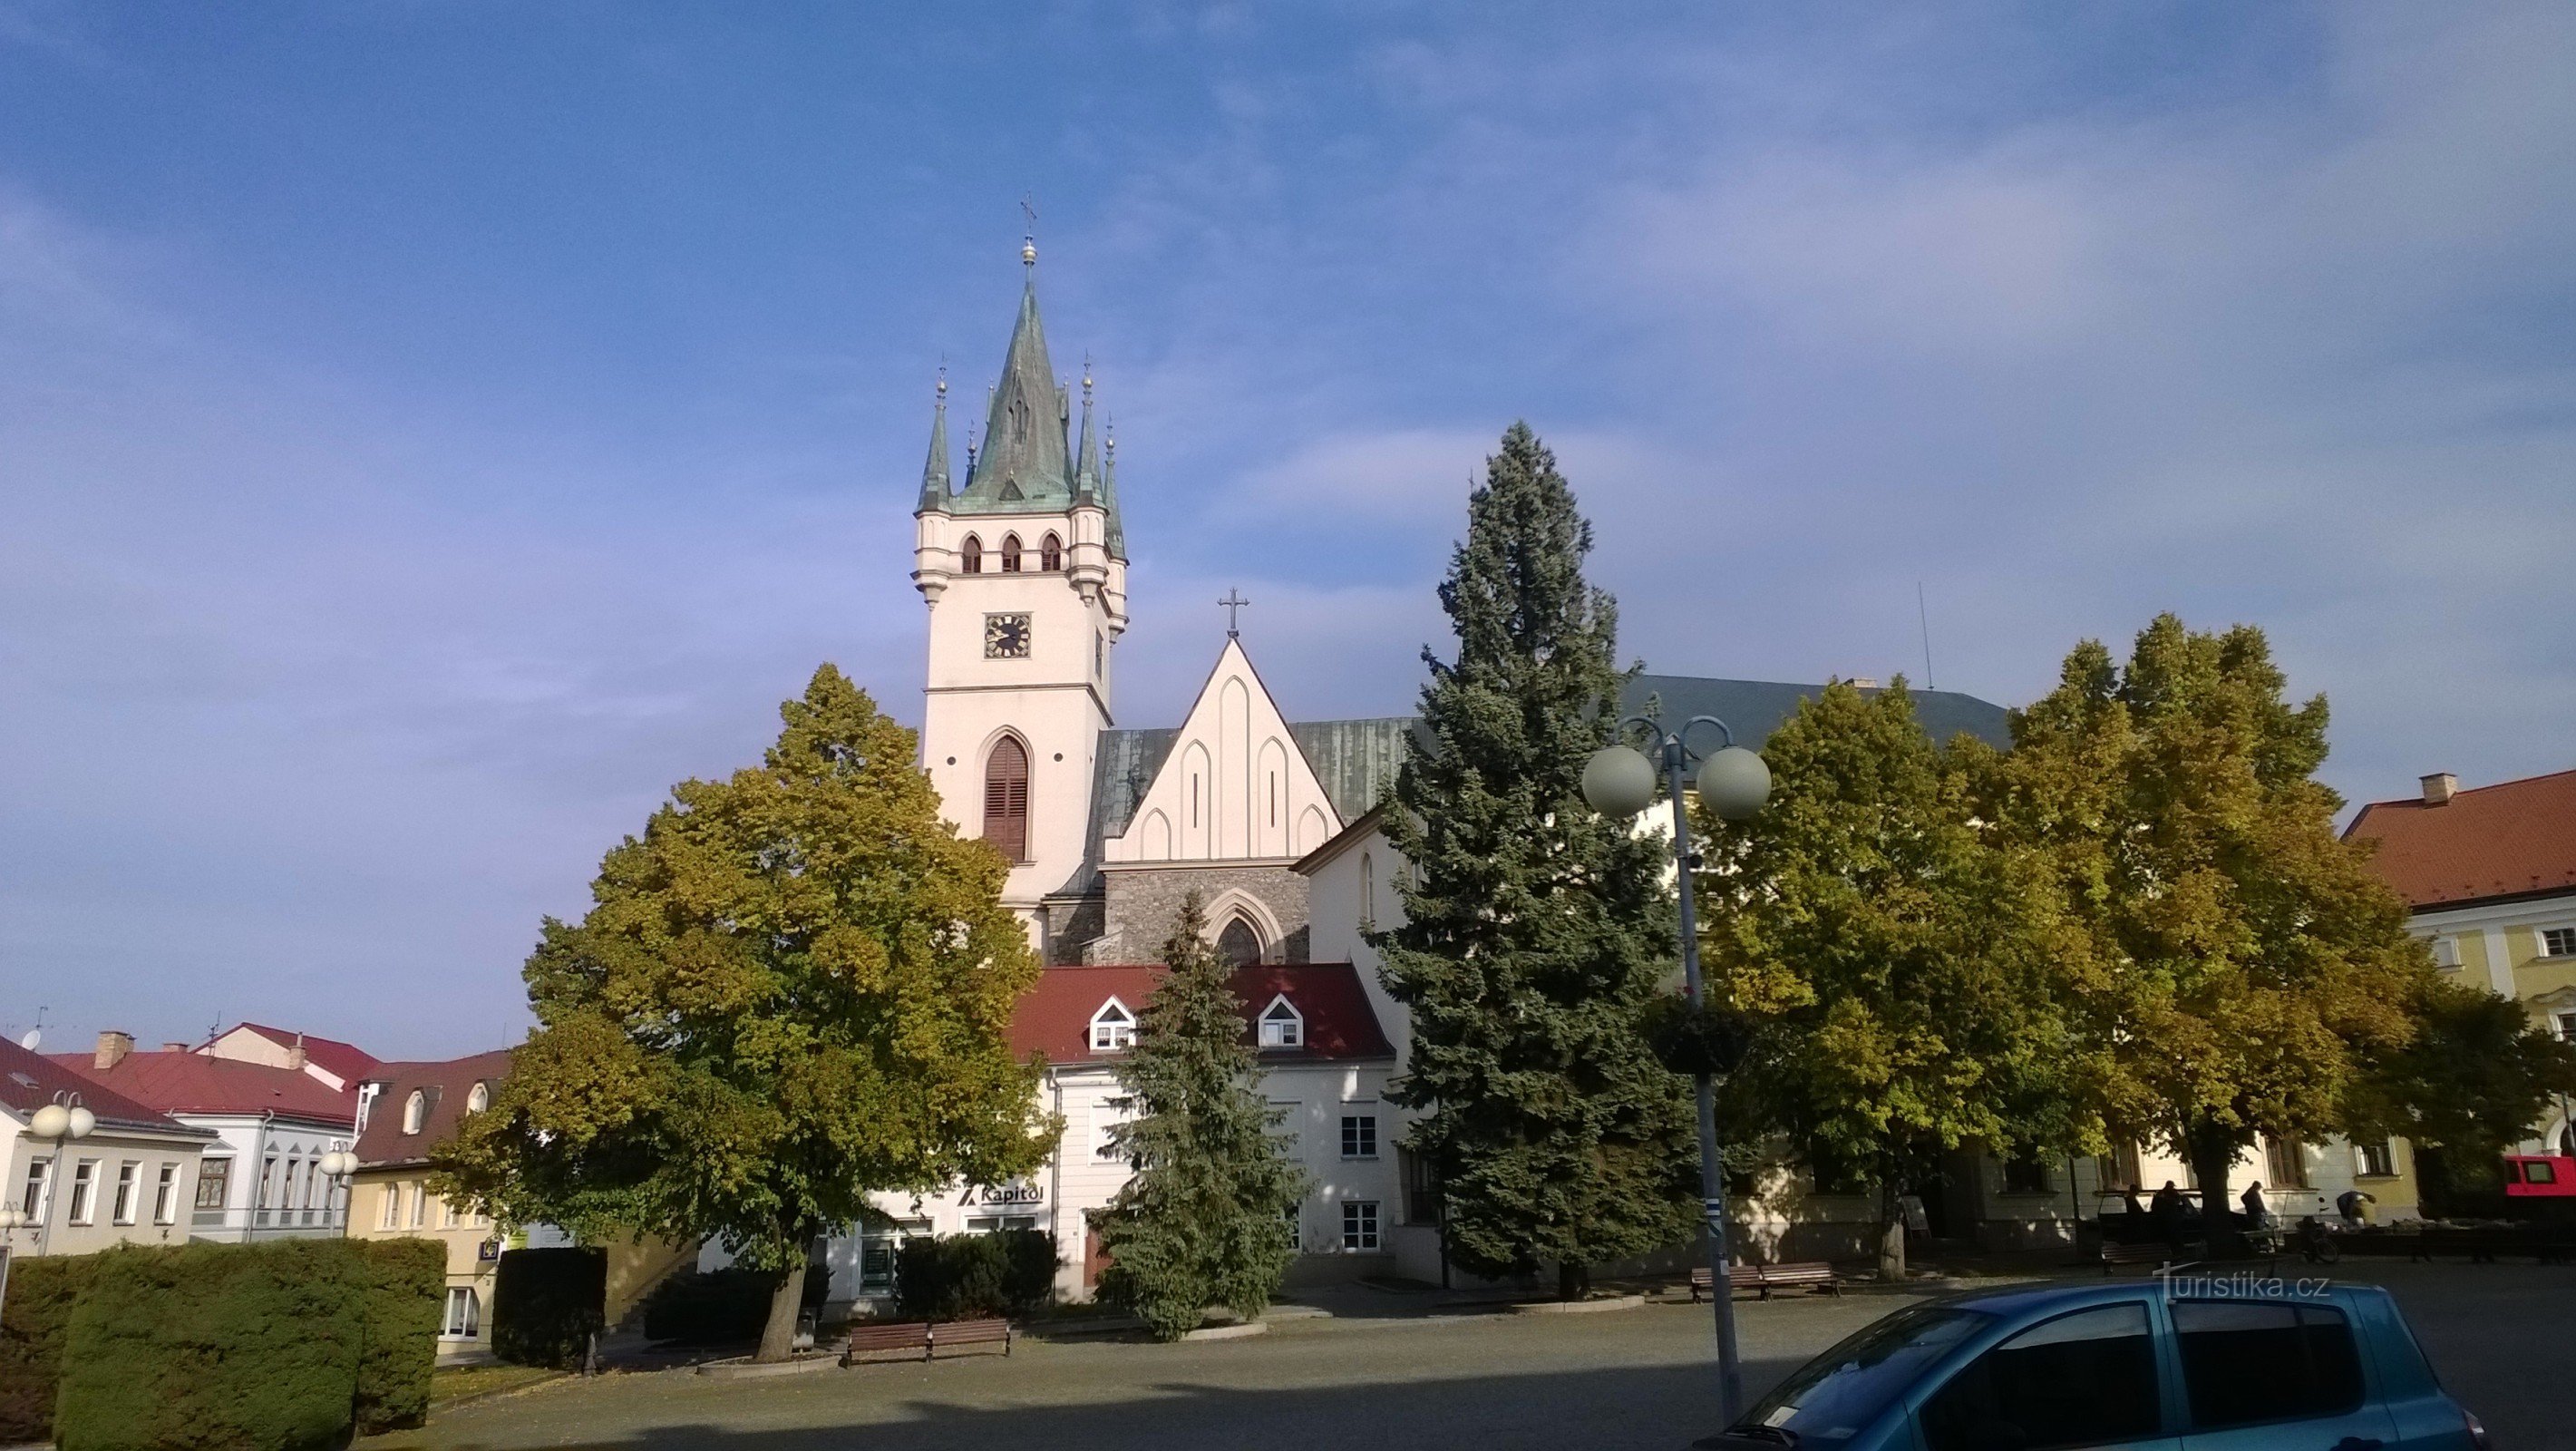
[344,1239,444,1432]
[639,1265,829,1345]
[54,1239,366,1451]
[490,1247,605,1368]
[0,1253,102,1445]
[893,1231,1055,1321]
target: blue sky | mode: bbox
[4,3,2571,1057]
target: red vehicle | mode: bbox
[2501,1154,2576,1196]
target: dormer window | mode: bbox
[959,535,983,574]
[1090,999,1136,1053]
[466,1082,490,1114]
[1000,533,1024,572]
[1259,996,1304,1049]
[1040,532,1063,571]
[402,1090,426,1135]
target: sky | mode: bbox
[3,2,2571,1059]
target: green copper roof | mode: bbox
[918,381,952,512]
[955,275,1073,511]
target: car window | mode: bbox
[1735,1305,1992,1444]
[2528,1160,2558,1185]
[1920,1302,2160,1451]
[2173,1300,2365,1428]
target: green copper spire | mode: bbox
[957,245,1073,509]
[918,370,952,512]
[1073,358,1101,501]
[1102,416,1125,555]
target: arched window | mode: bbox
[1259,996,1304,1048]
[1040,532,1063,571]
[1090,999,1135,1052]
[1361,851,1375,928]
[983,735,1030,862]
[466,1082,489,1114]
[1000,533,1024,572]
[402,1091,426,1135]
[1217,914,1264,968]
[959,535,983,574]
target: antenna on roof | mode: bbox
[1916,581,1936,690]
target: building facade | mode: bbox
[1,1037,214,1258]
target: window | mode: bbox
[964,1214,1040,1233]
[1217,914,1263,967]
[2556,1011,2576,1045]
[1039,532,1062,571]
[1094,631,1104,677]
[2357,1140,2396,1178]
[2173,1300,2364,1429]
[2265,1135,2310,1189]
[16,1158,46,1219]
[380,1182,401,1230]
[1283,1203,1302,1251]
[999,532,1023,572]
[2002,1153,2051,1194]
[442,1288,481,1339]
[153,1164,180,1224]
[1269,773,1278,827]
[442,1196,462,1229]
[1341,1113,1379,1160]
[2544,927,2576,958]
[408,1182,427,1229]
[2101,1140,2143,1191]
[1266,1099,1301,1153]
[1094,1096,1134,1161]
[467,1082,490,1114]
[112,1162,139,1225]
[2429,935,2461,969]
[283,1158,302,1212]
[1361,851,1375,928]
[1341,1200,1381,1251]
[258,1155,279,1209]
[959,534,983,573]
[983,735,1030,862]
[195,1158,230,1212]
[1742,1306,1989,1446]
[1400,1147,1443,1226]
[1089,1000,1135,1053]
[1258,997,1303,1048]
[67,1159,98,1224]
[2518,1158,2558,1186]
[403,1090,427,1135]
[1920,1303,2160,1451]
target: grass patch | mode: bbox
[429,1363,560,1409]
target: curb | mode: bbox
[1509,1293,1647,1315]
[1181,1321,1269,1341]
[694,1353,846,1380]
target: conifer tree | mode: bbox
[1095,892,1307,1339]
[435,666,1052,1362]
[1377,422,1694,1298]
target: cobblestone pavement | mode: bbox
[373,1261,2573,1451]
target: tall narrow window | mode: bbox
[153,1164,180,1224]
[959,535,984,574]
[1040,532,1063,571]
[1361,852,1376,928]
[1218,914,1263,967]
[1000,533,1024,572]
[403,1091,426,1135]
[983,735,1030,862]
[1269,773,1278,826]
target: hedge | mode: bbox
[491,1247,606,1368]
[0,1253,102,1444]
[343,1239,445,1433]
[893,1231,1055,1321]
[640,1265,830,1346]
[55,1240,364,1451]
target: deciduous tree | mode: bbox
[435,666,1051,1361]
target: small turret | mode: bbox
[918,371,953,512]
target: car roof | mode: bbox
[1939,1278,2385,1319]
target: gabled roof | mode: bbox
[1011,962,1395,1066]
[1,1037,208,1137]
[214,1023,383,1086]
[2345,768,2576,911]
[55,1047,356,1127]
[353,1049,517,1170]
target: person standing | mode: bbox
[2240,1180,2271,1230]
[2150,1181,2187,1255]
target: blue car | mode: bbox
[1696,1279,2488,1450]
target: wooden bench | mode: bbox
[840,1317,1014,1365]
[1689,1262,1842,1301]
[2099,1242,2181,1274]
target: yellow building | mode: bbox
[2,1037,214,1259]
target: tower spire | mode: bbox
[958,239,1073,505]
[1102,414,1125,557]
[917,366,952,512]
[1074,355,1101,498]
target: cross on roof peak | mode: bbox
[1218,588,1251,638]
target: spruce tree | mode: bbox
[1095,892,1307,1339]
[1377,421,1694,1299]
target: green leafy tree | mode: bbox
[1982,616,2429,1229]
[436,665,1052,1361]
[1376,422,1694,1299]
[1094,892,1307,1339]
[2344,980,2576,1177]
[1696,679,2099,1280]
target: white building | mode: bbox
[2,1036,215,1258]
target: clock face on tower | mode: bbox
[984,612,1033,659]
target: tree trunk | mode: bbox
[2187,1129,2239,1256]
[1555,1261,1590,1301]
[1877,1182,1908,1282]
[755,1261,808,1364]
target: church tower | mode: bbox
[913,237,1129,948]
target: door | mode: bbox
[2170,1300,2397,1451]
[1918,1300,2182,1451]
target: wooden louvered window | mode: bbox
[999,533,1024,572]
[984,736,1030,862]
[1040,532,1063,571]
[959,535,983,574]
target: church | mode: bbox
[809,244,2149,1307]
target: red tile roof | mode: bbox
[353,1049,516,1169]
[219,1023,383,1085]
[1012,962,1395,1066]
[54,1047,357,1127]
[2345,768,2576,910]
[2,1038,208,1136]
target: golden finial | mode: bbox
[1020,196,1039,268]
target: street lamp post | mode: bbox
[27,1093,99,1258]
[319,1149,360,1231]
[1583,715,1770,1426]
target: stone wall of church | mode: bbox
[1096,864,1312,964]
[1040,892,1107,966]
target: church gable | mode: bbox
[1103,638,1341,864]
